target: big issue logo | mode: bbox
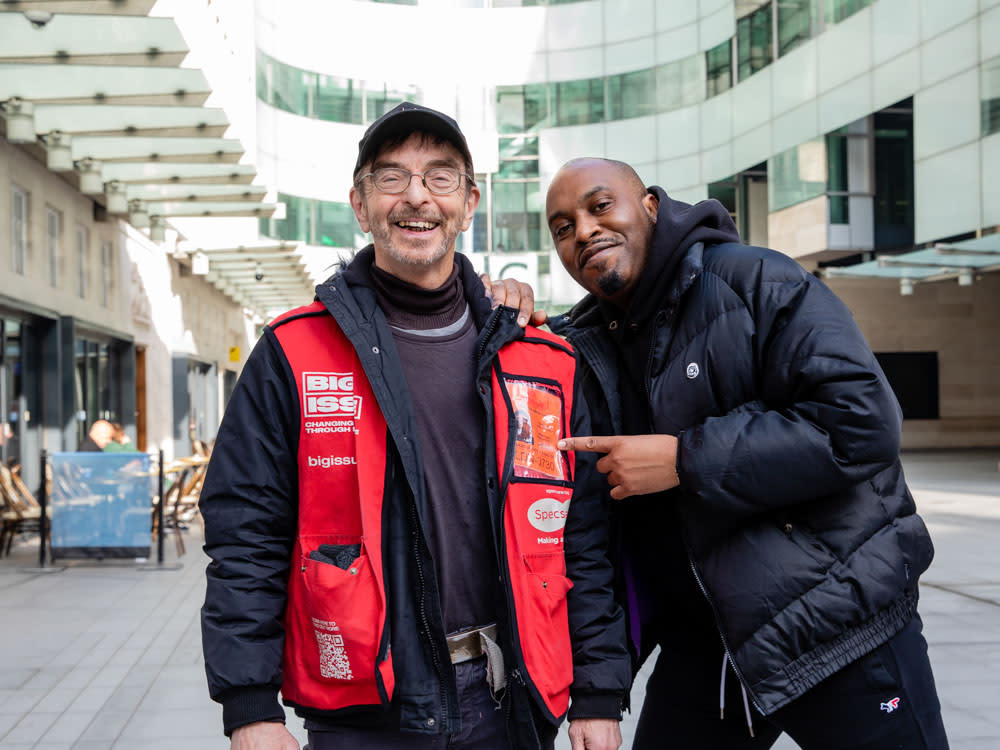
[527,497,571,533]
[303,371,363,419]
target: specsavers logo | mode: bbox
[527,497,570,532]
[303,372,363,419]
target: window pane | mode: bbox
[656,54,705,112]
[316,201,363,247]
[767,139,827,211]
[76,226,88,298]
[101,241,112,307]
[982,57,1000,137]
[368,83,421,121]
[608,68,656,119]
[738,4,773,81]
[554,78,604,126]
[497,86,528,133]
[496,160,540,179]
[824,0,872,24]
[706,40,733,98]
[10,187,27,275]
[499,136,539,159]
[315,75,362,123]
[46,207,60,287]
[493,182,532,251]
[269,55,311,116]
[778,0,819,56]
[273,193,313,243]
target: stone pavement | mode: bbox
[0,450,997,749]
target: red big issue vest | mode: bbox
[273,302,578,721]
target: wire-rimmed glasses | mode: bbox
[358,167,474,195]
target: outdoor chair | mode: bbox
[0,463,43,556]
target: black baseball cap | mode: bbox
[353,101,474,178]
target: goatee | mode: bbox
[597,270,626,297]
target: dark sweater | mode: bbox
[370,263,499,634]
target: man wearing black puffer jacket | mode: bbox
[532,157,948,749]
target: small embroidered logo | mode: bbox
[880,697,900,714]
[686,362,700,379]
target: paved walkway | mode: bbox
[1,450,997,749]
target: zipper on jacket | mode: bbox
[373,461,396,705]
[406,471,451,730]
[687,554,763,713]
[476,306,505,362]
[644,310,668,430]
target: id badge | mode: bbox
[507,379,568,481]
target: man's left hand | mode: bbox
[567,718,622,750]
[558,434,680,500]
[479,273,547,328]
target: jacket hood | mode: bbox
[557,187,739,331]
[617,187,740,327]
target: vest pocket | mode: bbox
[299,535,379,684]
[519,552,574,701]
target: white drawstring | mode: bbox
[719,653,727,719]
[741,682,755,738]
[719,653,755,738]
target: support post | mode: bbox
[157,448,165,565]
[38,449,48,568]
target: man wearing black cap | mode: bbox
[200,104,630,750]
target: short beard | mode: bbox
[596,270,626,297]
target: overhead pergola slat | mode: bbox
[0,1,157,15]
[0,13,188,66]
[126,183,268,203]
[99,162,257,184]
[0,3,306,319]
[32,104,230,138]
[69,135,245,163]
[184,243,318,315]
[147,201,277,218]
[0,62,211,105]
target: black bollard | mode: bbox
[38,449,48,568]
[157,448,165,565]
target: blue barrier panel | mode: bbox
[49,452,154,559]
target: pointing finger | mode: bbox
[558,436,616,453]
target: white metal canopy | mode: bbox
[824,234,1000,292]
[0,2,309,316]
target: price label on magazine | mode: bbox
[507,379,567,481]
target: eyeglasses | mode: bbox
[358,167,474,195]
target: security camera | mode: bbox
[254,263,264,282]
[24,11,54,28]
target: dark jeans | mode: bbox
[306,657,511,750]
[633,611,949,750]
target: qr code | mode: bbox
[312,619,353,680]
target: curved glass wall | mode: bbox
[370,0,584,5]
[259,193,366,248]
[983,56,1000,137]
[256,51,419,125]
[258,1,875,129]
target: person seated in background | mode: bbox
[103,423,135,453]
[78,420,114,452]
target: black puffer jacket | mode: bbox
[550,187,934,715]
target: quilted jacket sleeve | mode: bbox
[676,251,902,526]
[564,371,631,720]
[200,328,300,735]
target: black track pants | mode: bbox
[633,613,948,750]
